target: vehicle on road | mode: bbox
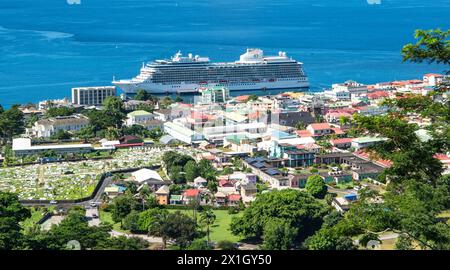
[50,200,58,204]
[90,201,98,207]
[92,213,98,218]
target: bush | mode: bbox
[217,240,238,250]
[122,211,141,233]
[228,207,240,215]
[187,239,212,250]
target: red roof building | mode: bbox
[183,189,200,198]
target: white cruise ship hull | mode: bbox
[113,79,309,94]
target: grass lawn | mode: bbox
[168,209,243,243]
[20,206,55,231]
[98,210,130,233]
[335,182,355,190]
[98,208,242,243]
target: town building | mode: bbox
[125,110,155,126]
[200,86,230,104]
[12,138,93,156]
[71,86,116,106]
[30,114,90,138]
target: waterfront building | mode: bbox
[71,86,116,106]
[332,80,368,95]
[38,98,71,111]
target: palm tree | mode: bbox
[148,211,170,249]
[200,208,216,245]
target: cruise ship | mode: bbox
[112,48,309,94]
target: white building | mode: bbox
[423,73,445,87]
[38,98,71,111]
[12,138,93,156]
[332,80,368,95]
[71,86,116,106]
[323,89,351,101]
[31,114,90,138]
[125,110,155,126]
[163,122,204,144]
[351,137,388,150]
[202,122,267,142]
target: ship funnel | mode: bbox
[188,53,193,59]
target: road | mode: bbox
[86,207,100,227]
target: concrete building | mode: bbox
[31,114,89,138]
[125,110,155,126]
[163,122,204,144]
[12,138,92,156]
[351,136,387,150]
[200,86,230,104]
[71,86,116,106]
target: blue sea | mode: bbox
[0,0,449,106]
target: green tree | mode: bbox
[103,96,126,129]
[217,240,238,250]
[401,29,450,65]
[184,160,199,182]
[304,227,356,250]
[122,211,141,232]
[50,129,72,140]
[262,218,298,250]
[0,192,31,250]
[175,96,184,102]
[138,208,169,233]
[135,89,150,101]
[111,195,138,224]
[187,239,212,250]
[305,175,327,199]
[200,208,216,245]
[148,211,197,249]
[230,189,327,244]
[197,158,216,180]
[105,236,149,250]
[148,126,163,140]
[77,125,95,142]
[0,105,25,144]
[45,107,75,118]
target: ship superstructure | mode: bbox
[113,48,309,94]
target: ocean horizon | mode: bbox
[1,0,449,107]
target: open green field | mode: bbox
[98,210,130,233]
[20,206,55,231]
[99,208,241,243]
[168,209,243,243]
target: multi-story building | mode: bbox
[125,110,155,126]
[71,86,116,106]
[31,114,90,138]
[199,86,230,104]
